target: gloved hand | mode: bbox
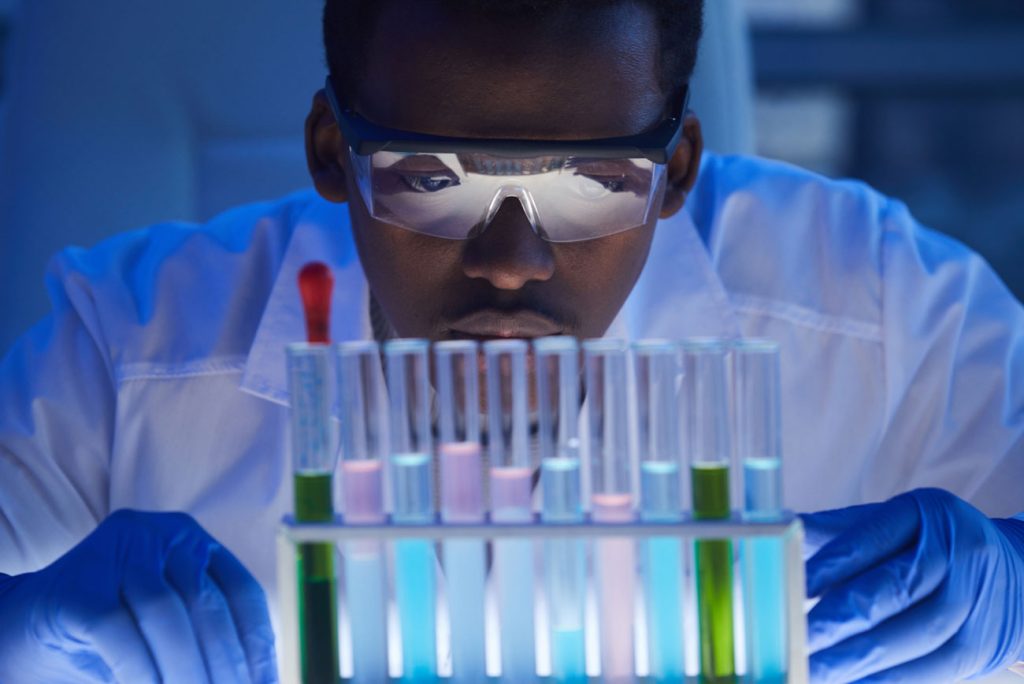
[801,488,1024,683]
[0,509,278,684]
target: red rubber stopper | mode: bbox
[298,261,334,344]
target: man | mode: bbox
[1,1,1022,682]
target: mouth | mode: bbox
[447,308,563,341]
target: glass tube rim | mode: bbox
[679,336,728,353]
[434,339,478,355]
[286,341,330,354]
[632,337,677,355]
[732,338,779,354]
[336,339,379,356]
[482,338,529,354]
[543,455,581,470]
[581,337,628,353]
[533,335,579,353]
[382,337,430,355]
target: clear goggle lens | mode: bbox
[351,150,666,243]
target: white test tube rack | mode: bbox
[276,515,810,684]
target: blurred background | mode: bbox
[745,0,1024,304]
[0,0,1023,355]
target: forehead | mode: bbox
[356,0,666,140]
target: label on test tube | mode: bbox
[287,343,334,479]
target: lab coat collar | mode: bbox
[240,191,740,406]
[606,202,741,342]
[239,196,372,406]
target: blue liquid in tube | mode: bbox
[391,452,437,681]
[641,460,685,682]
[743,457,787,684]
[550,626,586,683]
[542,457,586,683]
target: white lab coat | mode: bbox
[1,152,1022,610]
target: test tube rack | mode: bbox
[276,514,809,684]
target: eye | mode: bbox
[575,174,626,199]
[401,174,461,193]
[594,177,626,193]
[568,158,648,197]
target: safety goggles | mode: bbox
[325,77,689,243]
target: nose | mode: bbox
[461,196,556,290]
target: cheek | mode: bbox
[557,225,655,337]
[347,206,462,336]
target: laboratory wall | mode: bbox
[746,0,1024,303]
[0,0,326,354]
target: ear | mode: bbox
[659,112,703,219]
[305,89,349,203]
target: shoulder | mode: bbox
[689,153,944,335]
[46,189,324,369]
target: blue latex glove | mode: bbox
[801,488,1024,683]
[0,509,278,684]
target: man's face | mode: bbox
[308,0,702,343]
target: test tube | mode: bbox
[435,340,487,682]
[634,340,686,681]
[735,340,787,684]
[584,338,636,681]
[336,341,389,683]
[383,339,437,681]
[485,339,536,681]
[682,339,736,684]
[287,343,340,684]
[535,336,587,682]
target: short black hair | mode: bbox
[323,0,704,103]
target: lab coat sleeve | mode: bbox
[873,199,1024,518]
[0,250,116,575]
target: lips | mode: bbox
[447,308,562,340]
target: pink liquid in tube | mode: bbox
[341,459,385,524]
[339,458,388,682]
[440,442,487,680]
[440,442,484,523]
[490,466,533,522]
[592,492,637,681]
[490,465,536,679]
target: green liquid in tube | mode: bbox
[294,472,340,684]
[692,462,736,684]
